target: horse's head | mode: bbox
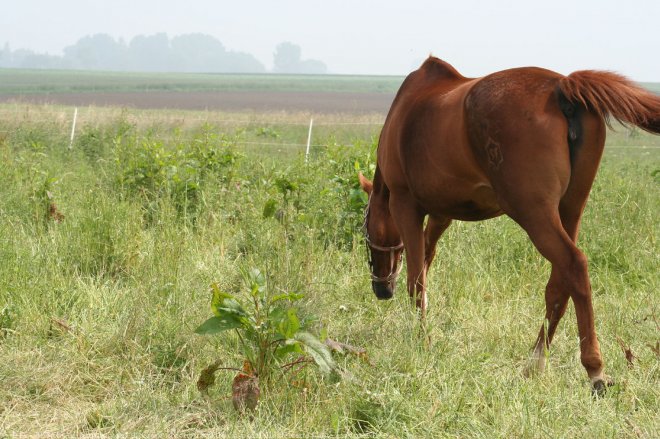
[359,172,404,300]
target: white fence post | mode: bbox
[305,117,314,162]
[68,107,78,149]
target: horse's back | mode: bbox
[378,58,579,220]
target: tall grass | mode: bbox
[0,109,658,438]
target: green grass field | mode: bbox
[0,69,404,94]
[1,68,658,95]
[0,104,658,438]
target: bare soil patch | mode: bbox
[0,90,395,114]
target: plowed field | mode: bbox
[0,90,395,113]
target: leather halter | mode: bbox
[363,194,404,283]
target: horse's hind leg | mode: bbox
[516,210,607,391]
[526,198,585,376]
[525,266,570,376]
[526,113,607,385]
[526,186,601,376]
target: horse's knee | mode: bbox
[562,250,592,299]
[569,250,588,271]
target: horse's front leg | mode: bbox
[389,192,427,317]
[424,216,452,274]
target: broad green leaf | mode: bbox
[246,268,266,296]
[294,331,336,375]
[194,316,243,335]
[349,188,368,211]
[271,306,300,339]
[269,306,287,326]
[211,284,246,317]
[263,199,277,218]
[210,284,233,312]
[282,308,300,339]
[300,313,319,330]
[275,176,298,194]
[249,268,266,287]
[215,300,247,318]
[274,340,303,358]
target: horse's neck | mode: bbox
[372,167,390,209]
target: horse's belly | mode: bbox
[423,183,503,221]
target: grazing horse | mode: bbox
[359,56,660,393]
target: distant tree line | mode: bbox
[0,34,327,74]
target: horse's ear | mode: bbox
[358,172,373,194]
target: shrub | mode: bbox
[113,125,240,222]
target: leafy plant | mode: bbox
[263,172,306,228]
[76,125,108,163]
[320,158,372,247]
[0,305,16,339]
[113,126,240,221]
[28,170,62,227]
[652,168,660,183]
[195,268,336,410]
[255,126,280,139]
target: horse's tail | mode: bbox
[558,70,660,134]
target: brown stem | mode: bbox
[280,357,313,372]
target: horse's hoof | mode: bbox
[591,376,614,397]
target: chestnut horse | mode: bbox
[359,56,660,393]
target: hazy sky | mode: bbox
[3,0,659,80]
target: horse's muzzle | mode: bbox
[372,280,395,300]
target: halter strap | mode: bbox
[363,193,404,283]
[366,240,404,252]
